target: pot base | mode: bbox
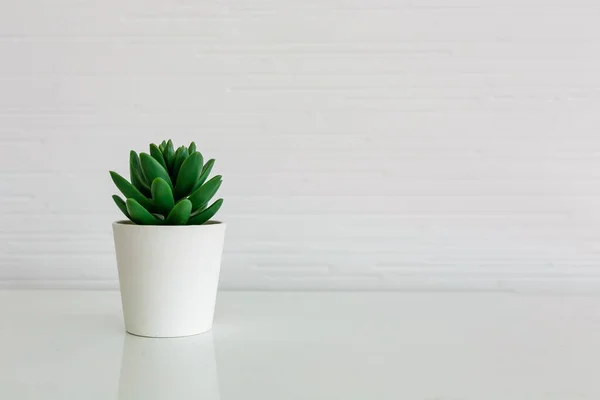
[125,328,213,339]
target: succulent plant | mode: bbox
[110,140,223,225]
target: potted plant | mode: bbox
[110,140,225,338]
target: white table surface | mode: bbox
[1,290,599,399]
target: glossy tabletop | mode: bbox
[1,290,599,399]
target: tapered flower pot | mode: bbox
[112,221,226,338]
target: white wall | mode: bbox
[1,0,600,291]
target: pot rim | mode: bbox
[113,220,225,228]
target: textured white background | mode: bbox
[1,0,600,290]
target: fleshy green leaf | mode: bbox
[188,175,222,212]
[126,198,163,225]
[140,153,173,189]
[159,140,167,153]
[109,171,153,211]
[171,146,188,182]
[192,159,215,192]
[150,144,168,170]
[174,152,203,199]
[164,139,175,171]
[151,178,175,215]
[165,199,192,225]
[112,195,131,220]
[188,199,223,225]
[188,141,196,154]
[129,150,150,197]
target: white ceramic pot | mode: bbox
[112,221,226,338]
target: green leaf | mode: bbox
[192,159,215,192]
[171,146,188,182]
[159,140,167,153]
[164,139,175,171]
[175,152,203,199]
[188,199,223,225]
[140,153,173,189]
[129,150,150,197]
[126,198,163,225]
[109,171,153,211]
[188,175,222,212]
[150,144,168,171]
[188,141,196,154]
[151,178,175,215]
[112,195,131,220]
[165,199,192,225]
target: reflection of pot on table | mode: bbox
[118,333,220,400]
